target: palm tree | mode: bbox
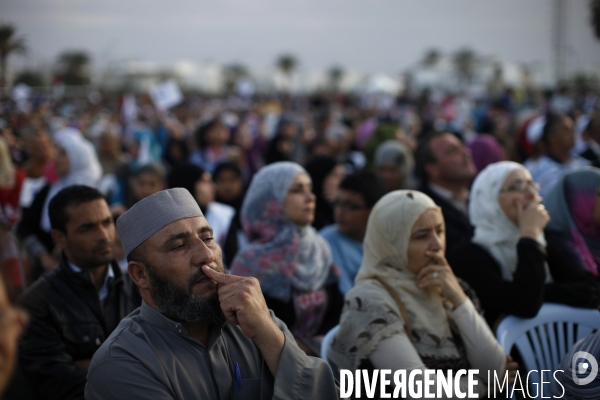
[0,24,27,88]
[422,48,441,67]
[453,48,477,85]
[328,65,344,92]
[276,54,298,90]
[57,51,91,85]
[223,63,249,94]
[592,0,600,40]
[13,70,45,87]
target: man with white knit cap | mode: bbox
[85,188,339,399]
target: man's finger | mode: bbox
[202,265,241,284]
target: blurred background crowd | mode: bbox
[1,0,600,398]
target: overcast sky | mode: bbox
[2,0,600,75]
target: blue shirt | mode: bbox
[320,225,363,295]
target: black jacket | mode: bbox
[17,253,141,400]
[580,148,600,168]
[448,238,599,328]
[419,184,474,254]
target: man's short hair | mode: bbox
[49,185,106,233]
[541,113,568,146]
[339,171,385,208]
[133,162,165,181]
[415,131,451,182]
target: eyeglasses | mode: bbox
[499,180,541,193]
[332,201,369,212]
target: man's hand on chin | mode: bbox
[202,265,285,375]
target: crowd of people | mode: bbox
[0,84,599,399]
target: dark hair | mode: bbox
[167,163,205,197]
[194,118,221,149]
[585,111,600,134]
[541,113,567,146]
[213,161,242,182]
[415,131,450,182]
[339,171,386,208]
[48,185,106,233]
[133,162,165,181]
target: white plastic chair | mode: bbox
[320,325,339,366]
[496,303,600,395]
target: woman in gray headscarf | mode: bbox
[230,161,343,356]
[374,140,415,193]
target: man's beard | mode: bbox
[146,262,227,326]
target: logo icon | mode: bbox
[572,351,598,386]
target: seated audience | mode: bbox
[128,162,165,208]
[544,167,600,277]
[416,131,477,253]
[0,274,27,397]
[213,161,248,266]
[320,171,385,295]
[0,137,26,299]
[467,134,505,174]
[328,190,514,397]
[305,156,345,230]
[373,140,415,192]
[18,186,140,400]
[529,113,590,197]
[85,188,339,399]
[448,161,599,328]
[167,163,236,253]
[231,162,343,356]
[190,118,233,173]
[522,115,547,177]
[581,111,600,168]
[17,132,102,278]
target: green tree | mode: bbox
[592,0,600,40]
[453,48,477,84]
[57,50,91,85]
[328,65,344,92]
[13,70,45,87]
[0,24,27,88]
[276,53,298,86]
[223,63,249,94]
[422,48,441,67]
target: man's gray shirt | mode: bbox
[85,301,339,399]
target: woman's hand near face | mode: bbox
[417,251,467,308]
[516,199,550,240]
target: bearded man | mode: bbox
[85,188,339,399]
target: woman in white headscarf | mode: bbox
[329,190,511,398]
[17,132,102,276]
[447,161,598,328]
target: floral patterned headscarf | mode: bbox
[230,162,335,302]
